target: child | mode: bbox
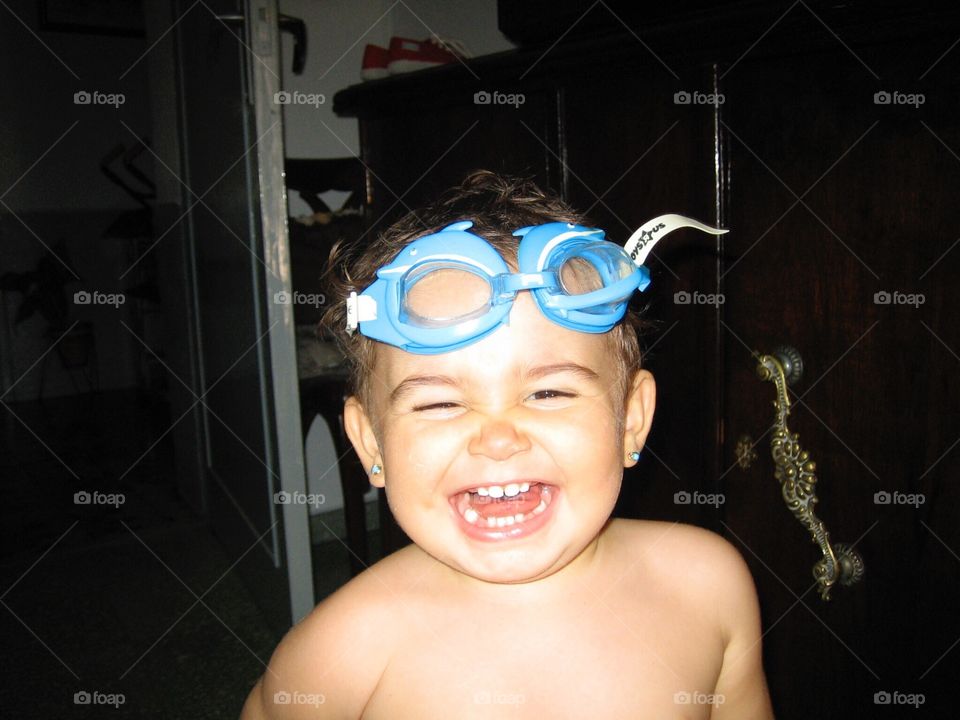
[241,171,775,719]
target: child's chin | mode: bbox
[451,548,570,585]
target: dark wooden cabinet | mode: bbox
[361,85,562,226]
[335,6,960,716]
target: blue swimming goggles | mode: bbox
[345,214,726,354]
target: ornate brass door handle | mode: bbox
[754,346,865,600]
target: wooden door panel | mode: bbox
[721,42,960,718]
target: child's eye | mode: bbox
[528,389,576,402]
[412,402,461,412]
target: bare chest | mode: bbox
[362,591,725,720]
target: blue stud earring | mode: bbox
[370,463,382,475]
[628,451,641,462]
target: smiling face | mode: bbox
[344,290,655,586]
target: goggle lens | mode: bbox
[558,256,605,294]
[554,242,635,294]
[402,263,493,328]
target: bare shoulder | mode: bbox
[606,518,763,646]
[240,545,427,719]
[606,518,756,601]
[606,519,774,719]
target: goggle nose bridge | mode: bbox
[491,270,558,303]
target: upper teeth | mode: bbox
[474,482,530,498]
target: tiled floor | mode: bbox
[0,390,366,718]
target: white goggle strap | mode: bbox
[345,291,378,334]
[623,214,729,267]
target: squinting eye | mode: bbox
[413,402,460,412]
[529,390,575,401]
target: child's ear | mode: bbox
[623,369,656,465]
[343,396,384,487]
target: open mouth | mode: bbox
[449,481,557,540]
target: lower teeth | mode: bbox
[460,487,551,526]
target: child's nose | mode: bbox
[467,416,531,460]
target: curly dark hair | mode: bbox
[320,170,649,413]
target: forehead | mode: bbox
[370,292,617,395]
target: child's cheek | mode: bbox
[547,402,618,439]
[391,422,462,481]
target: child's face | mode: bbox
[345,288,655,585]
